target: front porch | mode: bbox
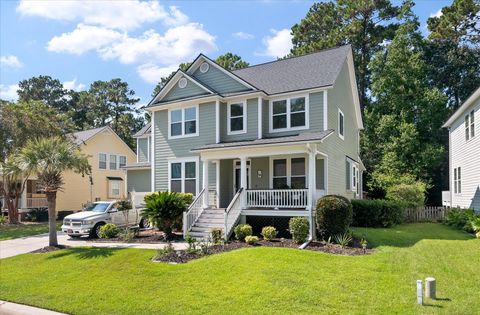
[1,179,48,211]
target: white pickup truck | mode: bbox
[61,201,148,238]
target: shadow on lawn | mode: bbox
[351,224,474,248]
[47,247,122,260]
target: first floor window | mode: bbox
[272,157,306,189]
[170,160,197,194]
[109,155,117,170]
[170,106,198,138]
[271,96,307,131]
[119,156,127,168]
[99,153,107,169]
[109,180,121,198]
[228,102,245,133]
[346,159,359,192]
[454,167,461,194]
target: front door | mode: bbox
[233,160,250,192]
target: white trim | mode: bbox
[136,140,139,163]
[147,136,150,162]
[241,209,309,217]
[269,154,308,189]
[338,109,345,140]
[233,159,251,192]
[168,105,199,139]
[151,111,155,192]
[346,49,364,129]
[316,151,329,195]
[178,77,187,89]
[323,90,328,130]
[227,100,247,135]
[215,160,220,208]
[167,156,200,195]
[269,94,310,133]
[215,100,220,143]
[258,97,263,139]
[443,87,480,127]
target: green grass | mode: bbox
[0,222,62,240]
[0,223,478,315]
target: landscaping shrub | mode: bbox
[334,232,352,248]
[210,228,223,244]
[245,235,259,245]
[234,224,252,241]
[261,226,277,241]
[386,182,427,208]
[99,223,119,239]
[142,191,190,239]
[315,195,352,238]
[351,199,404,227]
[470,216,480,238]
[24,208,48,222]
[0,214,7,225]
[445,208,476,232]
[289,217,309,244]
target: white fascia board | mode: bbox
[443,87,480,128]
[346,50,364,130]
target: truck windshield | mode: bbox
[84,203,110,212]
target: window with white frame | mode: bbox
[228,102,246,134]
[272,157,306,189]
[454,166,461,194]
[99,153,107,169]
[346,159,359,192]
[109,180,121,198]
[469,110,475,139]
[169,106,198,138]
[109,154,117,170]
[338,109,345,139]
[169,159,197,195]
[270,96,308,132]
[119,155,127,168]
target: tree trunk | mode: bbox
[6,197,18,224]
[46,191,58,247]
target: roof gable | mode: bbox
[443,87,480,128]
[70,126,135,155]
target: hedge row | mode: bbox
[351,199,405,227]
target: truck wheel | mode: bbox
[90,222,105,238]
[139,217,151,229]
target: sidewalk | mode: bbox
[0,301,67,315]
[0,232,188,259]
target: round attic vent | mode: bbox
[178,77,187,88]
[200,62,209,73]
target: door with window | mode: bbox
[233,160,250,192]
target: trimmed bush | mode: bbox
[99,223,119,239]
[386,182,427,208]
[445,208,476,232]
[24,208,48,222]
[315,195,352,239]
[234,224,252,241]
[261,226,277,241]
[289,217,309,244]
[351,199,404,227]
[245,235,259,245]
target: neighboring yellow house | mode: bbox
[54,126,136,211]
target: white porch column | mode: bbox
[202,159,209,208]
[215,160,220,208]
[308,150,316,237]
[240,157,247,208]
[257,97,262,139]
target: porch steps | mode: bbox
[188,208,225,240]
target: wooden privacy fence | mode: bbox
[405,206,450,222]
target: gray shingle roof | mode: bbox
[191,130,334,151]
[133,123,151,137]
[70,126,108,145]
[233,45,350,95]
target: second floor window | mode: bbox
[99,153,107,169]
[99,153,126,170]
[465,110,475,141]
[228,102,246,134]
[270,96,308,132]
[110,155,117,170]
[170,106,198,138]
[338,109,345,139]
[119,156,127,168]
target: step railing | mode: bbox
[246,189,309,208]
[183,188,206,238]
[224,188,243,241]
[208,189,217,207]
[26,197,48,208]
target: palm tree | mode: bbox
[20,137,91,246]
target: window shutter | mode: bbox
[346,160,351,190]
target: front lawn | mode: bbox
[0,222,62,241]
[0,223,478,314]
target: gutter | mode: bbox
[299,235,313,250]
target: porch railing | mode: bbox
[208,189,217,207]
[183,188,206,238]
[246,189,309,208]
[224,188,243,240]
[26,197,48,208]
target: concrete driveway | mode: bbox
[0,232,187,259]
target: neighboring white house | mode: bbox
[443,87,480,213]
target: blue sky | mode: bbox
[0,0,452,106]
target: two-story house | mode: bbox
[126,45,364,239]
[443,87,480,213]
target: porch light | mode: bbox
[257,170,262,178]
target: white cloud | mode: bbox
[430,9,443,18]
[47,24,123,55]
[137,63,178,84]
[258,29,292,58]
[17,0,188,31]
[1,55,23,68]
[63,78,86,91]
[0,84,19,101]
[232,32,255,40]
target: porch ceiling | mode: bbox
[191,130,334,152]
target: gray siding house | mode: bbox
[125,45,364,239]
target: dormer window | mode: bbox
[269,95,308,133]
[228,101,246,134]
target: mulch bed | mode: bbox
[153,238,373,264]
[88,229,184,243]
[31,245,69,253]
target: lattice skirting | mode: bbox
[246,216,293,238]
